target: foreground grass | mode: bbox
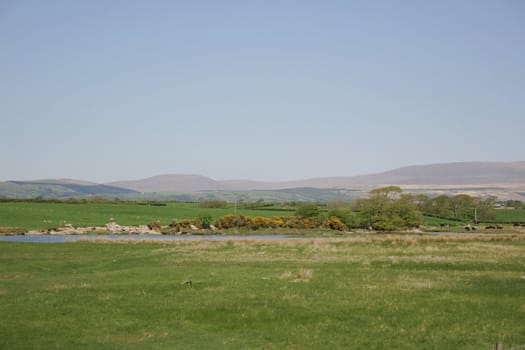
[1,235,525,349]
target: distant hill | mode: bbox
[0,180,137,199]
[118,188,360,203]
[345,161,525,186]
[275,161,525,188]
[104,161,525,201]
[108,161,525,192]
[108,174,226,193]
[2,161,524,200]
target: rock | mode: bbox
[32,223,167,236]
[26,230,44,235]
[105,222,123,233]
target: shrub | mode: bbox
[215,215,247,229]
[328,208,356,228]
[270,216,286,228]
[301,216,324,229]
[147,220,162,231]
[324,216,348,231]
[213,214,349,231]
[196,212,213,229]
[295,204,320,218]
[282,216,301,229]
[252,216,272,230]
[170,219,194,229]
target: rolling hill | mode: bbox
[2,161,524,200]
[0,180,138,199]
[107,161,525,191]
[274,161,525,188]
[109,174,226,193]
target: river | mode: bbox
[0,234,296,243]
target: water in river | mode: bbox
[0,234,295,243]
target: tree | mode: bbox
[474,196,496,222]
[353,186,421,231]
[369,186,403,200]
[420,194,496,223]
[196,212,213,229]
[295,203,320,218]
[424,195,453,218]
[328,208,358,229]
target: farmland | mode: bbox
[494,209,525,223]
[0,201,294,231]
[1,235,524,349]
[1,200,525,232]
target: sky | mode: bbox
[1,0,524,183]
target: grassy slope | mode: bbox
[0,202,295,230]
[1,236,524,349]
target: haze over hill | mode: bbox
[108,174,225,193]
[279,161,525,188]
[108,162,525,192]
[2,162,524,201]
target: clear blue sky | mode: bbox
[1,0,524,182]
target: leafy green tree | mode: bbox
[412,194,430,212]
[474,196,496,222]
[369,186,403,200]
[451,194,476,220]
[505,200,524,209]
[353,186,421,231]
[328,208,357,229]
[295,203,320,218]
[429,195,453,218]
[421,194,496,223]
[196,212,213,229]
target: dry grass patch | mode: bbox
[396,276,437,291]
[0,274,20,280]
[146,234,525,266]
[49,282,92,291]
[279,268,313,283]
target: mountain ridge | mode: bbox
[2,161,524,200]
[108,161,525,192]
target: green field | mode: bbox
[1,236,524,349]
[495,209,525,223]
[0,202,294,230]
[1,201,524,232]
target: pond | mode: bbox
[0,234,296,243]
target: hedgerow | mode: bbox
[213,214,347,231]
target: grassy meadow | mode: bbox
[495,209,525,223]
[1,235,524,349]
[1,201,524,233]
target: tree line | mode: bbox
[327,186,497,230]
[162,187,499,232]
